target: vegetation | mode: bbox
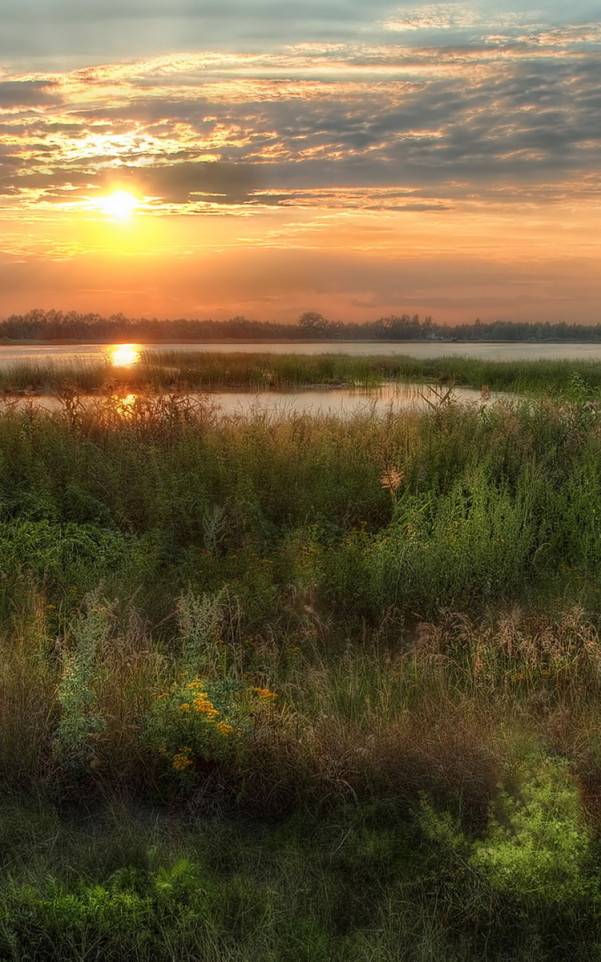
[4,348,601,398]
[4,377,601,957]
[2,307,601,342]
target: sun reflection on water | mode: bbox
[104,393,139,417]
[110,344,141,367]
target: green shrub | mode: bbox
[471,756,595,906]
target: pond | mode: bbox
[5,382,499,420]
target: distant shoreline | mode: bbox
[2,337,601,347]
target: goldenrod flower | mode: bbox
[179,702,191,711]
[253,687,278,699]
[172,752,193,771]
[216,722,234,737]
[193,694,220,717]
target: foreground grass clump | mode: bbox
[4,391,601,956]
[1,746,601,960]
[0,662,599,962]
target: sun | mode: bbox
[110,344,141,367]
[99,190,139,221]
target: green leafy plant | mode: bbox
[52,590,111,771]
[470,756,594,905]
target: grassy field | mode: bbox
[3,367,601,958]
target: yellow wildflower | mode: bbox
[216,722,234,737]
[193,694,220,717]
[253,687,278,699]
[172,752,193,771]
[179,702,191,711]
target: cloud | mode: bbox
[382,5,528,33]
[0,80,60,107]
[0,160,260,209]
[1,47,599,215]
[480,22,601,53]
[1,34,599,203]
[0,0,396,67]
[107,161,261,203]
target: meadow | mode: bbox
[3,355,601,959]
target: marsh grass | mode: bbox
[3,349,601,398]
[3,388,601,956]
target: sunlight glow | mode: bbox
[110,344,141,367]
[99,191,139,221]
[114,393,138,413]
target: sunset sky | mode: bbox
[1,1,599,324]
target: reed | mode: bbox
[1,349,601,396]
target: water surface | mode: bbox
[6,382,499,419]
[2,340,601,367]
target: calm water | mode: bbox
[6,383,501,419]
[2,340,601,367]
[193,383,496,418]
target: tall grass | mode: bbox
[2,392,601,802]
[3,391,601,957]
[4,392,601,617]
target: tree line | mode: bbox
[1,309,600,342]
